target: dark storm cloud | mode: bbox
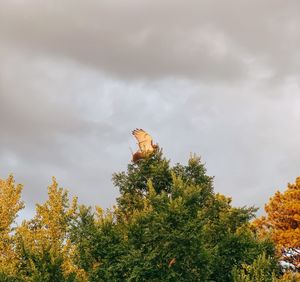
[1,0,300,81]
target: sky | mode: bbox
[1,0,300,219]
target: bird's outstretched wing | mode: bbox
[132,128,154,153]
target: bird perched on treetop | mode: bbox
[132,129,158,163]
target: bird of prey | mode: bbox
[131,129,158,162]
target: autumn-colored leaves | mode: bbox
[0,176,24,276]
[1,156,300,280]
[253,177,300,273]
[0,176,87,281]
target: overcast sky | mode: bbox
[1,0,300,219]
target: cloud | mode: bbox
[1,0,299,82]
[1,1,300,219]
[0,49,196,215]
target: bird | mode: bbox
[131,129,158,163]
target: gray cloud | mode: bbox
[1,1,300,219]
[1,0,300,82]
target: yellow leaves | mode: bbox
[95,205,116,225]
[168,195,185,215]
[280,271,300,281]
[61,239,88,282]
[0,175,24,276]
[255,177,300,250]
[215,193,232,206]
[95,205,104,220]
[0,175,89,280]
[251,216,272,239]
[0,175,24,233]
[15,177,87,281]
[147,179,156,198]
[33,177,77,241]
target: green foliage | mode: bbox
[73,150,276,281]
[0,272,24,282]
[200,194,276,281]
[71,206,128,281]
[0,150,280,281]
[16,245,76,282]
[232,252,278,282]
[113,150,172,214]
[70,206,98,273]
[119,177,211,281]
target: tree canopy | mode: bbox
[253,177,300,275]
[1,150,293,281]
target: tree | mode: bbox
[71,205,128,282]
[73,153,213,281]
[232,252,278,282]
[80,151,275,281]
[0,150,279,281]
[15,177,86,282]
[0,175,24,277]
[253,177,300,271]
[113,149,173,218]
